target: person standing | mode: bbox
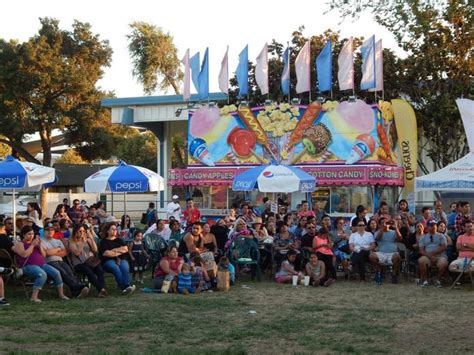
[455,201,471,238]
[166,195,182,221]
[183,198,201,227]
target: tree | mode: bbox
[114,129,157,171]
[0,18,113,214]
[127,22,183,95]
[327,0,473,169]
[56,149,88,164]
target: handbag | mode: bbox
[216,270,230,291]
[85,255,101,268]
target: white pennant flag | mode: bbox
[369,40,383,92]
[295,41,311,93]
[181,49,190,100]
[218,46,229,95]
[337,37,354,91]
[255,43,269,95]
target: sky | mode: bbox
[1,0,405,98]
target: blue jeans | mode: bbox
[23,264,63,290]
[102,259,131,290]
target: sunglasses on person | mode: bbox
[357,224,365,227]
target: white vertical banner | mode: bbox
[456,98,474,152]
[218,46,229,95]
[337,37,354,91]
[255,43,269,95]
[181,49,190,100]
[295,41,311,93]
[369,39,383,92]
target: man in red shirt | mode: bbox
[449,220,474,273]
[183,198,201,227]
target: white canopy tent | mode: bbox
[415,152,474,191]
[415,99,474,192]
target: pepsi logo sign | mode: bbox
[262,171,274,178]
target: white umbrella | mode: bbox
[0,156,56,236]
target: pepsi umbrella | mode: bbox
[84,161,165,214]
[232,164,316,193]
[0,155,56,235]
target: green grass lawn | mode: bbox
[1,275,473,354]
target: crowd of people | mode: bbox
[0,196,473,306]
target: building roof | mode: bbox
[53,163,115,187]
[101,92,228,108]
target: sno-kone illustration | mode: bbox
[187,100,398,167]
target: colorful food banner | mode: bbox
[187,100,399,168]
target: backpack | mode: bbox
[140,213,147,225]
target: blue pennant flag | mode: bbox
[198,48,209,100]
[236,45,249,98]
[190,52,200,92]
[360,35,376,90]
[316,40,332,92]
[281,46,290,96]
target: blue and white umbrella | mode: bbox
[232,164,316,193]
[0,155,56,234]
[84,161,165,214]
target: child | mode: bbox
[191,255,208,292]
[128,230,149,283]
[305,252,326,287]
[177,263,196,294]
[275,250,304,284]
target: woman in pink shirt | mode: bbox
[312,227,336,286]
[12,225,68,303]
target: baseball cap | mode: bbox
[172,195,179,200]
[44,222,55,230]
[427,220,436,227]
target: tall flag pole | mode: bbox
[236,45,249,99]
[316,40,332,96]
[281,43,290,103]
[360,35,376,90]
[218,46,229,104]
[369,39,384,100]
[255,43,269,97]
[337,37,355,96]
[190,52,200,93]
[181,49,190,101]
[198,47,209,101]
[295,40,311,101]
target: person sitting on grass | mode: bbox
[177,263,198,294]
[449,220,474,274]
[418,220,448,287]
[305,252,326,287]
[313,227,337,286]
[12,225,69,303]
[191,254,208,292]
[273,221,301,269]
[153,245,183,291]
[99,222,136,295]
[275,250,303,284]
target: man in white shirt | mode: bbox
[349,222,377,282]
[166,195,182,221]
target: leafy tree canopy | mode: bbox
[0,17,113,167]
[326,0,473,168]
[127,22,182,95]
